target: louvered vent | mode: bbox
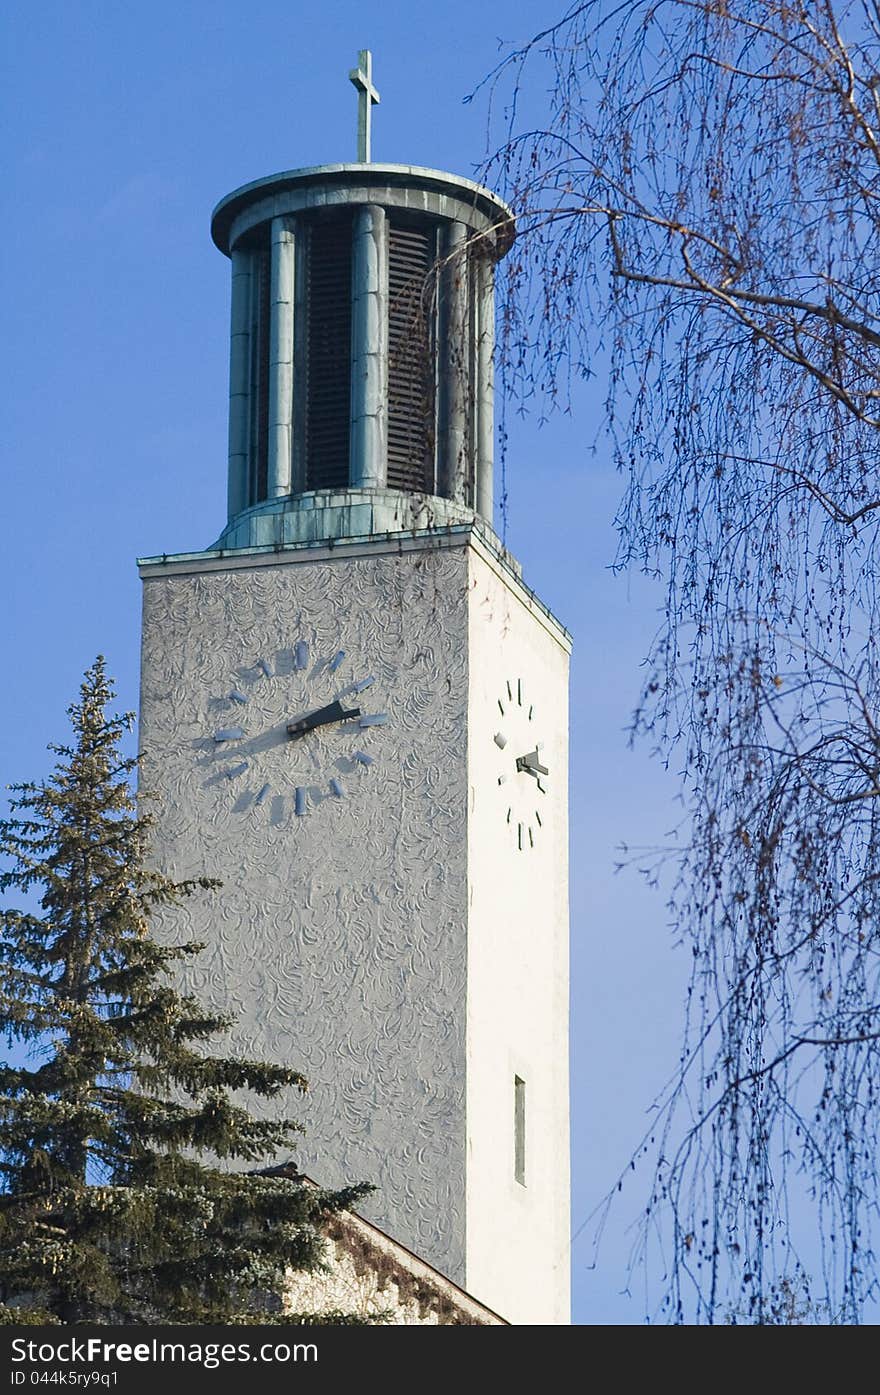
[387,221,436,493]
[249,244,271,505]
[305,216,353,491]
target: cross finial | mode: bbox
[349,49,380,163]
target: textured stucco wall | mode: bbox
[465,547,571,1325]
[139,540,470,1280]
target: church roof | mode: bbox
[277,1171,508,1325]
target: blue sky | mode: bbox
[1,0,686,1324]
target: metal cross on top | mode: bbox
[349,49,380,163]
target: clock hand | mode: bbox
[286,699,361,739]
[515,748,549,779]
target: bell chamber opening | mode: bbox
[304,213,354,494]
[238,209,459,511]
[386,217,438,495]
[217,164,512,542]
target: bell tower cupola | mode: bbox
[210,51,514,552]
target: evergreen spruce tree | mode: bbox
[0,658,373,1324]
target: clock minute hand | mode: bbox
[286,699,361,739]
[516,748,549,779]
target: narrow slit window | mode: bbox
[514,1075,526,1186]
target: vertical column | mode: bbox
[267,218,295,499]
[350,204,388,489]
[438,221,470,506]
[290,229,309,495]
[227,248,252,520]
[475,250,495,524]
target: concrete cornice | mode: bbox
[137,523,571,651]
[211,162,514,255]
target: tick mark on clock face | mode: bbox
[495,679,546,850]
[201,641,388,819]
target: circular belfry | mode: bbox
[210,53,513,552]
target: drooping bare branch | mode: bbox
[484,0,880,1324]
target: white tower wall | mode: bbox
[466,545,570,1325]
[138,526,570,1322]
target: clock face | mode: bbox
[201,641,388,819]
[493,677,548,851]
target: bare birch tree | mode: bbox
[482,0,880,1322]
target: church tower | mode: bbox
[138,55,570,1325]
